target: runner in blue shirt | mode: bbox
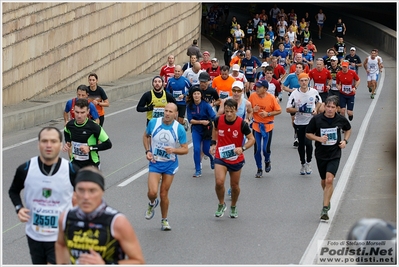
[166,65,192,131]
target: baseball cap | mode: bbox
[198,72,210,82]
[211,58,218,62]
[255,80,269,88]
[331,56,338,61]
[261,62,269,67]
[341,61,349,67]
[298,73,309,80]
[203,51,210,56]
[232,81,244,90]
[350,47,356,51]
[232,64,240,71]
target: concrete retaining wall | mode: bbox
[2,2,202,106]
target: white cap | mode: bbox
[232,64,240,71]
[330,56,338,61]
[232,81,244,90]
[211,58,218,62]
[261,62,269,67]
[350,47,356,51]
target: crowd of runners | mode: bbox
[7,3,385,265]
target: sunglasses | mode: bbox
[232,89,243,93]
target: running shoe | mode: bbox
[371,93,374,99]
[145,198,159,220]
[300,164,306,175]
[183,118,189,131]
[227,188,232,197]
[203,155,209,160]
[215,202,227,217]
[305,162,312,175]
[293,138,299,147]
[259,53,262,58]
[265,161,271,172]
[193,171,202,178]
[323,202,331,211]
[229,206,238,218]
[348,115,353,121]
[320,207,329,220]
[368,87,372,93]
[255,169,263,178]
[161,219,171,231]
[210,159,215,170]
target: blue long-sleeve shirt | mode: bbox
[166,76,192,105]
[186,100,216,133]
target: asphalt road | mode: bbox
[2,4,396,265]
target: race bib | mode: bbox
[337,26,342,32]
[264,47,270,53]
[349,64,356,70]
[173,90,182,101]
[314,83,325,92]
[320,127,338,146]
[246,66,254,75]
[220,91,229,99]
[338,47,344,53]
[153,147,170,160]
[342,85,352,94]
[331,79,337,89]
[32,206,59,235]
[279,57,286,65]
[153,107,165,118]
[218,144,237,160]
[304,37,309,43]
[72,141,89,161]
[247,28,253,34]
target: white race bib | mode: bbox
[153,107,165,118]
[342,85,352,94]
[32,205,59,235]
[72,141,89,161]
[220,91,229,99]
[173,90,182,101]
[315,83,324,93]
[321,128,338,146]
[218,144,237,160]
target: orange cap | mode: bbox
[298,73,309,80]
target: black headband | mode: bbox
[74,169,105,191]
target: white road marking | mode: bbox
[2,105,137,151]
[117,143,193,186]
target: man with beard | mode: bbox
[136,76,176,125]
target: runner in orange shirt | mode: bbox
[212,65,236,102]
[248,80,282,178]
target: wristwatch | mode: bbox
[242,146,246,152]
[89,146,93,151]
[145,150,151,154]
[344,139,348,144]
[267,112,271,117]
[15,205,22,214]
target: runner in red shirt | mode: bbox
[206,58,221,81]
[308,58,332,104]
[160,55,175,86]
[336,61,360,121]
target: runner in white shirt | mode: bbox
[286,72,321,175]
